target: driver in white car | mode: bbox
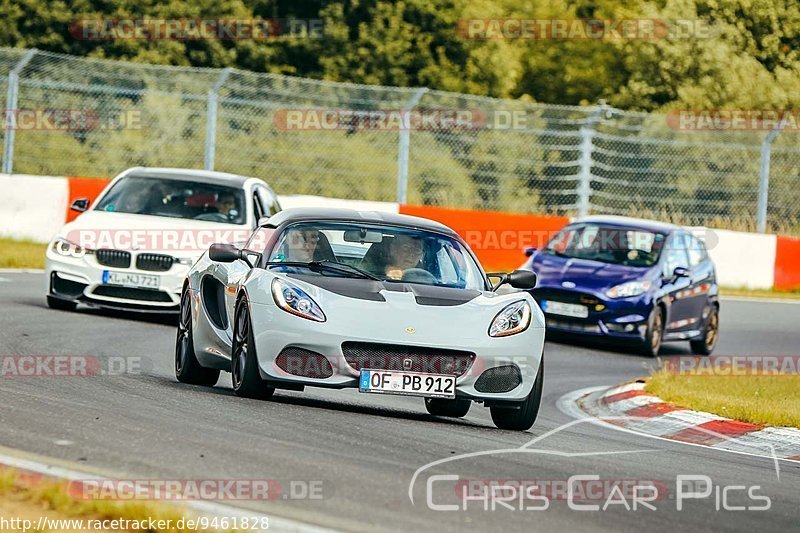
[216,192,237,218]
[385,235,424,280]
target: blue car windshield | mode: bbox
[543,224,666,267]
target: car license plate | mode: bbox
[359,369,456,399]
[541,300,589,318]
[102,271,160,289]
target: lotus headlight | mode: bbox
[606,280,652,299]
[489,300,531,337]
[271,278,326,322]
[51,238,91,258]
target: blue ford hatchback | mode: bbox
[522,216,719,356]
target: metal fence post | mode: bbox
[204,67,233,171]
[396,88,428,204]
[756,117,786,233]
[576,103,609,217]
[2,49,37,175]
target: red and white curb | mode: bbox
[571,381,800,464]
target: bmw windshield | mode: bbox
[542,223,666,268]
[95,176,247,224]
[266,222,487,290]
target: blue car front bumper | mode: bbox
[531,287,652,340]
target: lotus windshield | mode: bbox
[543,223,665,267]
[95,176,247,224]
[267,222,487,290]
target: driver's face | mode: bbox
[389,235,423,270]
[286,229,320,262]
[218,196,236,215]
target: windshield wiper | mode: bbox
[266,261,381,281]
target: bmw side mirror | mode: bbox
[70,198,89,212]
[523,246,537,257]
[672,266,690,279]
[209,243,241,263]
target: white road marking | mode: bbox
[53,440,74,446]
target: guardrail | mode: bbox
[2,173,798,290]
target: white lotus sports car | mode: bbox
[176,208,545,430]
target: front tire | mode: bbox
[175,289,220,386]
[690,305,719,355]
[47,295,77,311]
[231,298,275,400]
[425,398,471,418]
[490,359,543,431]
[639,306,664,357]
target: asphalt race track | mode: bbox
[1,272,798,532]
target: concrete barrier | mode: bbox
[1,174,798,290]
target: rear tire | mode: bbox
[175,289,220,386]
[639,306,664,357]
[690,305,719,356]
[231,298,275,400]
[47,295,77,311]
[490,359,543,431]
[425,398,471,418]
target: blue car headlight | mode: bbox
[606,280,652,299]
[271,278,326,322]
[489,300,531,337]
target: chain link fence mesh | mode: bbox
[1,46,798,234]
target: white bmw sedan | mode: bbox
[45,167,280,313]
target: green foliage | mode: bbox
[1,0,798,111]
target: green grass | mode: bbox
[720,286,800,300]
[0,238,46,269]
[646,369,800,428]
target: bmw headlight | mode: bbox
[271,278,326,322]
[51,238,91,258]
[606,280,652,299]
[489,300,531,337]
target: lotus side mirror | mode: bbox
[488,269,538,291]
[209,243,241,263]
[70,198,90,213]
[523,246,537,257]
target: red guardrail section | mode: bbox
[774,235,800,291]
[399,204,569,272]
[66,177,109,222]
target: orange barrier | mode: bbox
[399,204,569,272]
[774,235,800,291]
[66,177,109,222]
